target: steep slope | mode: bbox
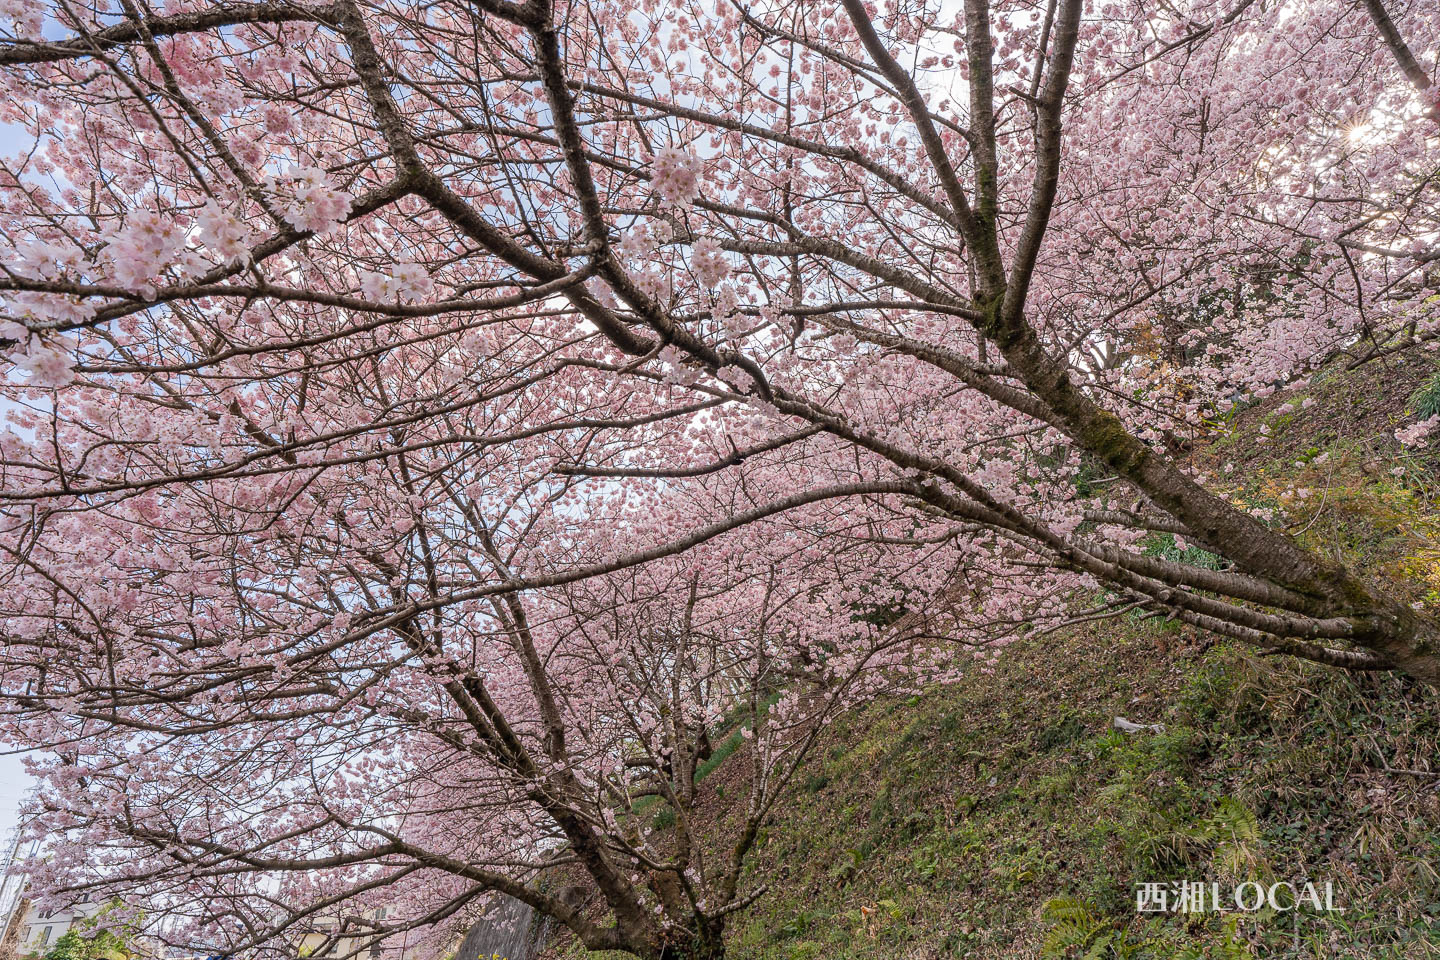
[723,624,1440,959]
[549,355,1440,959]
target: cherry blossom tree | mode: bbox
[0,274,957,960]
[0,0,1438,956]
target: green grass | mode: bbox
[1411,369,1440,422]
[718,628,1440,959]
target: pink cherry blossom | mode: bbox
[650,146,703,207]
[104,210,182,290]
[8,338,74,387]
[266,165,353,234]
[1,2,1437,958]
[195,201,253,265]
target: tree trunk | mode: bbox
[985,301,1440,683]
[655,924,726,960]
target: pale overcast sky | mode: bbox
[2,116,43,845]
[0,753,32,841]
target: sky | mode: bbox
[1,109,43,848]
[0,753,32,842]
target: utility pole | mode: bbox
[0,825,40,951]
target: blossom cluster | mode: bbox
[265,165,353,233]
[650,146,704,207]
[359,262,436,302]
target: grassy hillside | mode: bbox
[722,626,1440,959]
[551,355,1440,959]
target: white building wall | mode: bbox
[15,902,99,955]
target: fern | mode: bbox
[1206,797,1260,843]
[1203,797,1266,878]
[1039,897,1106,959]
[1041,895,1096,924]
[1040,896,1169,959]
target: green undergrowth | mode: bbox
[1198,354,1440,612]
[721,628,1440,959]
